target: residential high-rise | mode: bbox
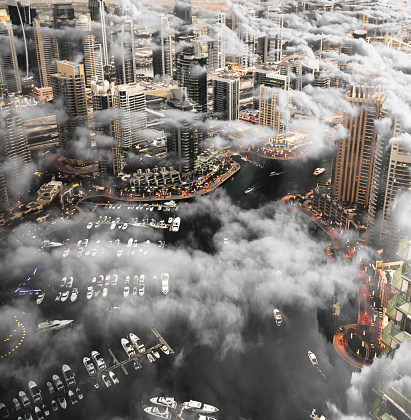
[207,12,226,71]
[53,3,75,61]
[234,7,256,67]
[210,76,240,120]
[367,116,411,251]
[0,10,21,94]
[174,0,192,25]
[89,0,108,66]
[88,0,106,22]
[113,19,136,85]
[8,2,36,26]
[111,83,146,150]
[152,15,173,78]
[332,84,385,210]
[0,98,32,208]
[259,76,290,143]
[51,61,89,149]
[34,20,59,88]
[176,48,207,113]
[261,5,283,64]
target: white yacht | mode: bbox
[28,381,42,404]
[171,217,181,232]
[144,406,171,419]
[149,397,177,409]
[308,351,318,366]
[164,200,176,207]
[183,400,219,414]
[91,351,106,371]
[70,289,78,302]
[121,338,136,358]
[313,167,325,176]
[36,320,73,332]
[36,292,45,305]
[62,364,76,387]
[129,333,145,353]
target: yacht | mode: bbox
[183,401,219,414]
[269,171,281,176]
[13,397,22,412]
[28,381,42,404]
[161,273,169,295]
[87,222,93,229]
[83,357,96,376]
[144,406,171,419]
[149,397,177,409]
[245,187,253,194]
[91,351,106,371]
[121,338,136,358]
[18,391,31,409]
[70,289,78,302]
[308,351,318,366]
[164,200,176,207]
[36,292,45,305]
[160,345,170,355]
[52,375,64,393]
[36,320,73,332]
[171,217,181,232]
[273,309,283,326]
[62,365,76,387]
[313,168,325,176]
[129,333,145,353]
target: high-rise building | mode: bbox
[261,5,283,64]
[367,116,411,251]
[51,61,89,149]
[89,0,109,66]
[234,7,256,67]
[34,20,59,89]
[210,76,240,120]
[0,10,21,94]
[332,84,385,210]
[111,83,146,150]
[113,19,136,85]
[8,2,36,26]
[53,3,76,61]
[259,76,290,143]
[0,99,32,208]
[152,15,173,78]
[176,48,207,113]
[174,0,192,25]
[207,12,226,71]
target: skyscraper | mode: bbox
[51,61,89,149]
[53,3,75,61]
[176,48,207,113]
[332,84,385,209]
[0,10,21,94]
[7,2,36,26]
[207,12,226,71]
[113,19,136,85]
[34,20,59,88]
[261,5,283,64]
[367,116,411,251]
[174,0,192,25]
[111,83,146,150]
[152,15,173,78]
[0,98,32,207]
[210,76,240,120]
[234,7,256,67]
[88,0,109,66]
[259,76,290,143]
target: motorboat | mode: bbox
[68,390,78,405]
[149,397,177,409]
[91,351,106,371]
[110,221,116,230]
[57,396,66,410]
[147,353,156,363]
[161,273,169,295]
[160,345,169,355]
[87,222,93,229]
[129,333,145,353]
[102,288,108,298]
[34,406,44,420]
[269,171,279,176]
[83,356,96,376]
[18,391,31,409]
[117,249,123,258]
[123,286,130,297]
[51,400,58,412]
[273,309,283,326]
[60,291,69,302]
[121,338,136,358]
[152,350,160,359]
[183,400,219,414]
[127,238,133,247]
[164,200,176,207]
[36,320,73,333]
[105,275,110,286]
[132,287,138,296]
[70,288,78,302]
[52,375,64,393]
[36,292,45,305]
[62,364,76,387]
[86,286,93,300]
[102,374,111,388]
[60,277,67,288]
[28,382,42,404]
[313,168,325,176]
[245,187,253,194]
[144,406,171,419]
[139,275,145,296]
[55,292,62,302]
[308,351,318,366]
[171,217,181,232]
[46,382,54,395]
[41,403,50,416]
[66,277,73,288]
[13,397,22,411]
[223,237,229,245]
[109,371,119,385]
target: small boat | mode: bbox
[63,248,70,258]
[273,309,283,326]
[313,168,325,176]
[223,237,229,245]
[147,353,156,363]
[161,273,169,295]
[144,406,171,419]
[121,338,136,358]
[36,320,73,332]
[102,288,108,298]
[62,364,76,387]
[28,381,42,404]
[149,397,176,409]
[308,351,318,366]
[160,345,170,355]
[13,397,22,411]
[245,187,253,194]
[52,375,65,393]
[269,171,282,176]
[70,289,78,302]
[183,400,219,414]
[36,292,45,305]
[19,391,31,409]
[171,217,181,232]
[129,333,145,353]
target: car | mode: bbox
[68,390,78,405]
[101,375,111,388]
[86,286,93,300]
[46,382,54,395]
[273,309,282,326]
[91,351,106,371]
[123,286,130,297]
[50,400,58,412]
[161,273,169,295]
[57,396,66,410]
[66,277,73,288]
[34,406,44,420]
[108,371,119,385]
[0,403,10,419]
[52,375,64,393]
[60,291,69,302]
[36,292,45,305]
